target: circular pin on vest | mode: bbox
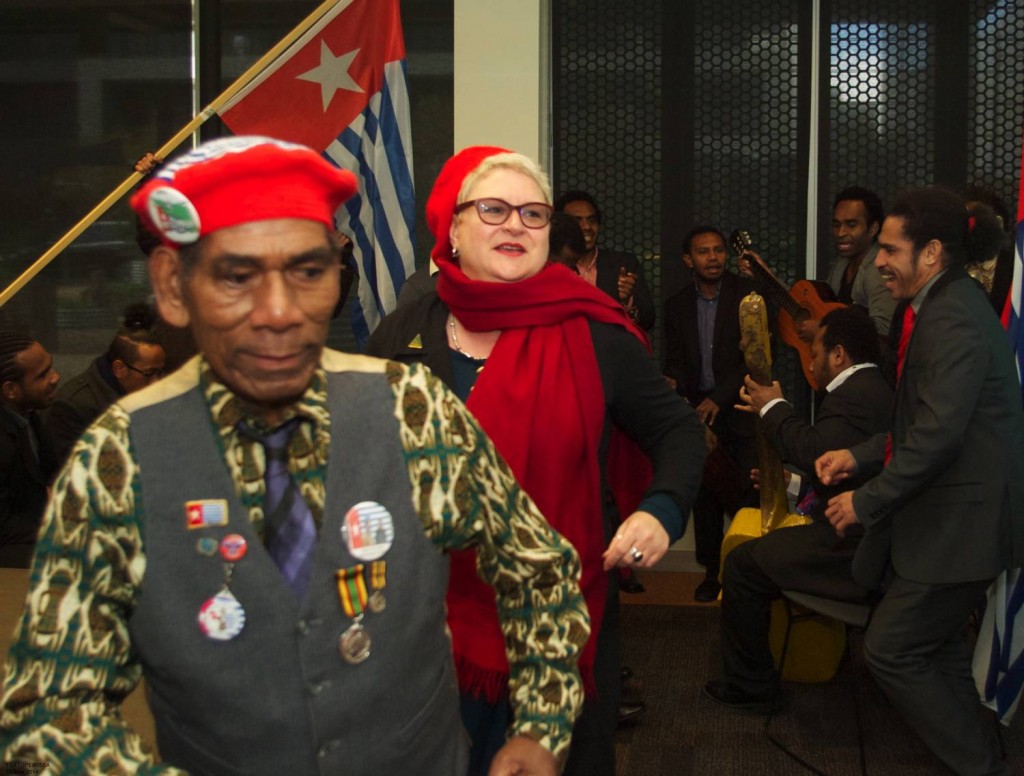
[340,501,394,561]
[198,588,246,641]
[219,533,248,562]
[339,621,371,664]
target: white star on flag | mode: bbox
[297,41,363,111]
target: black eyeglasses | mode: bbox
[455,198,553,229]
[122,362,164,380]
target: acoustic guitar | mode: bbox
[729,230,845,391]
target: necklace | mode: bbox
[448,314,480,360]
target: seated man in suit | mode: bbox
[554,190,655,330]
[0,333,60,567]
[704,306,892,710]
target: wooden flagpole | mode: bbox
[0,0,345,308]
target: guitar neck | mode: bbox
[746,260,804,321]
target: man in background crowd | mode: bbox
[44,302,166,465]
[664,225,759,602]
[0,333,60,567]
[555,190,656,331]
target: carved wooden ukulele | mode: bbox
[738,291,811,534]
[730,230,845,391]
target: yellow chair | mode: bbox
[719,507,846,683]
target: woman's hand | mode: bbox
[602,511,670,570]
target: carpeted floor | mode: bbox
[615,603,1024,775]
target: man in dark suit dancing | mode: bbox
[664,226,758,601]
[554,190,655,331]
[0,332,60,567]
[703,306,892,709]
[820,187,1024,775]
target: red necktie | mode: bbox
[885,304,917,465]
[896,304,916,383]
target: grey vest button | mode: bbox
[318,740,340,758]
[297,617,324,635]
[308,680,332,696]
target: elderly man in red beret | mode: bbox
[0,137,588,776]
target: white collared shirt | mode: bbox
[758,362,880,417]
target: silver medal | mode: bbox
[339,620,371,664]
[368,590,386,613]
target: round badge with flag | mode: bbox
[341,502,394,561]
[146,187,201,244]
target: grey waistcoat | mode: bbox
[128,369,467,775]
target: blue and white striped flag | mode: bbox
[326,60,415,344]
[974,569,1024,724]
[972,140,1024,723]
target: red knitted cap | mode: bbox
[425,145,510,262]
[130,136,358,245]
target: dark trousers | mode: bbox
[865,575,1009,776]
[563,572,621,776]
[720,521,868,692]
[693,429,757,573]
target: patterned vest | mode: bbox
[128,367,466,775]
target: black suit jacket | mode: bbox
[594,249,655,331]
[850,267,1024,587]
[762,366,892,518]
[0,407,57,565]
[663,271,757,439]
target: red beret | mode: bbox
[426,145,510,262]
[130,136,358,245]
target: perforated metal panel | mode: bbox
[689,2,805,290]
[968,0,1024,200]
[553,1,807,405]
[552,0,663,349]
[552,1,1022,413]
[828,7,935,207]
[826,1,1022,257]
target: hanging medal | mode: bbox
[368,560,387,613]
[336,565,371,663]
[340,502,394,561]
[198,562,246,641]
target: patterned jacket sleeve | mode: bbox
[385,361,590,763]
[0,407,183,775]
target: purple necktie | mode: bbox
[259,420,317,598]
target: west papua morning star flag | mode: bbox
[972,133,1024,725]
[218,0,415,344]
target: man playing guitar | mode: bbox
[735,186,896,389]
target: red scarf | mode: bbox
[437,259,647,700]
